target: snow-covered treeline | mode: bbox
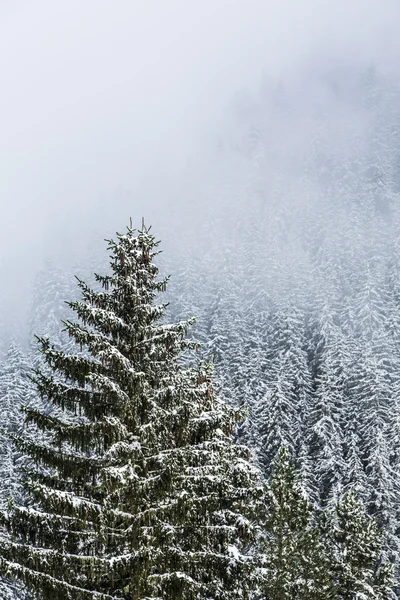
[162,65,400,569]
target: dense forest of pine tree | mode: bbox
[2,64,400,597]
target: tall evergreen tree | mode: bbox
[0,223,263,600]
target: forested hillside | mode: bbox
[165,65,400,565]
[1,64,400,597]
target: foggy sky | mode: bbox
[1,0,400,327]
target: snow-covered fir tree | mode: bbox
[326,491,395,600]
[0,223,263,600]
[259,449,395,599]
[259,447,332,600]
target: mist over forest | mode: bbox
[2,1,400,599]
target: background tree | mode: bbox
[260,447,332,600]
[0,339,33,600]
[325,491,395,600]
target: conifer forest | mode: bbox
[2,1,400,599]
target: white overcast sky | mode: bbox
[0,0,400,323]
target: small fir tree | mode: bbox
[259,447,332,600]
[326,490,395,600]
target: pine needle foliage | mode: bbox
[0,224,262,600]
